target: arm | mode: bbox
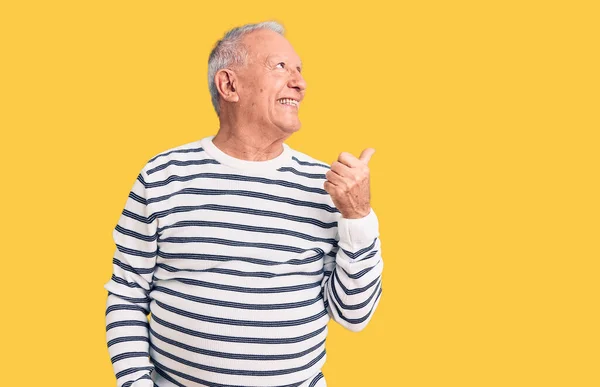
[104,167,157,387]
[322,208,383,332]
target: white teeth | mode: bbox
[278,98,298,106]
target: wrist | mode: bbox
[337,208,379,249]
[341,208,371,219]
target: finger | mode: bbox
[337,151,362,168]
[330,160,353,178]
[325,169,345,187]
[323,180,338,193]
[359,148,376,164]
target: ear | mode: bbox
[215,69,239,103]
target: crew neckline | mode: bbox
[200,135,292,173]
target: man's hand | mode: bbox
[324,148,375,219]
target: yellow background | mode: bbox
[1,0,598,386]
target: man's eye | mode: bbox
[276,62,285,69]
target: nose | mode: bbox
[289,69,307,93]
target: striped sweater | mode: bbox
[104,135,384,387]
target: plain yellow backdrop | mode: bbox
[1,1,598,386]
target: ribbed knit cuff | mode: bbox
[337,208,380,251]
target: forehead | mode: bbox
[242,29,302,65]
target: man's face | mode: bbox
[234,29,307,135]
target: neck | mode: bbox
[214,119,290,162]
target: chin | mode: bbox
[276,121,302,134]
[285,124,301,133]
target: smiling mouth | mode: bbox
[277,98,299,108]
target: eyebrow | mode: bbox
[268,55,303,72]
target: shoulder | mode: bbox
[140,138,206,177]
[287,146,332,171]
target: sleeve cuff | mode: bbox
[131,379,154,387]
[337,208,380,250]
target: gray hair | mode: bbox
[208,21,285,116]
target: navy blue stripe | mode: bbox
[107,336,149,348]
[115,224,157,242]
[121,208,152,224]
[113,257,155,275]
[106,291,150,304]
[276,166,326,179]
[157,219,337,245]
[339,260,379,279]
[148,158,220,175]
[152,203,337,229]
[115,366,154,380]
[128,189,147,206]
[151,313,326,345]
[340,238,377,259]
[116,243,156,259]
[154,365,186,386]
[111,351,148,364]
[291,156,329,169]
[111,274,145,289]
[147,146,206,163]
[152,358,309,387]
[151,340,326,377]
[149,326,325,361]
[153,285,322,310]
[332,271,380,296]
[331,287,382,325]
[155,299,328,327]
[147,187,339,213]
[156,263,324,279]
[157,248,324,267]
[145,172,329,196]
[331,274,382,310]
[107,320,149,332]
[105,302,147,316]
[167,277,322,294]
[309,372,324,387]
[137,173,147,188]
[158,236,322,255]
[123,373,153,387]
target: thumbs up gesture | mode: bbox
[323,148,375,219]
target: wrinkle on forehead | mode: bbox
[242,29,302,67]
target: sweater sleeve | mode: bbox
[104,167,158,387]
[322,208,384,332]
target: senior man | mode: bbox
[104,21,384,387]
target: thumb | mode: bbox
[359,148,376,164]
